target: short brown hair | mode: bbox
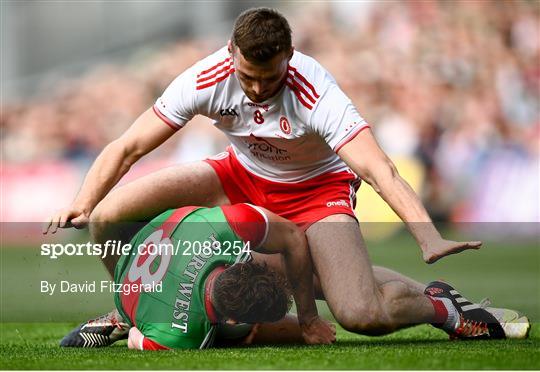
[212,262,292,323]
[231,7,292,63]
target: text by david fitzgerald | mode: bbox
[40,280,162,296]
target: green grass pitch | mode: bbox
[1,323,539,370]
[1,228,539,369]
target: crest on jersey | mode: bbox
[279,116,291,135]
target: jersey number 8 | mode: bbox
[253,110,265,125]
[127,229,172,287]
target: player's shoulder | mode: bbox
[192,46,230,74]
[187,204,266,225]
[289,50,335,89]
[165,46,231,87]
[220,204,268,249]
[220,203,267,223]
[286,50,337,112]
[192,46,234,91]
[290,50,325,72]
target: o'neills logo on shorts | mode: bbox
[326,200,350,208]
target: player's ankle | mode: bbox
[427,296,459,331]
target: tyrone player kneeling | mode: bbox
[60,204,335,349]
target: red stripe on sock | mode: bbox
[427,296,448,325]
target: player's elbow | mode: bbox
[106,138,144,169]
[363,158,399,194]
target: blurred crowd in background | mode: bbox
[2,1,539,223]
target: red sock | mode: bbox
[427,296,449,325]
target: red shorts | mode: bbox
[204,148,360,230]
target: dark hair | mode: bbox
[212,262,292,323]
[231,7,292,63]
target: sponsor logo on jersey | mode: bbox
[220,108,238,117]
[246,134,291,162]
[326,200,350,208]
[247,102,270,112]
[279,116,291,135]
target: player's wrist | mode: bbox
[296,300,319,326]
[70,199,93,216]
[299,314,320,327]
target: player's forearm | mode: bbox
[248,314,305,344]
[72,140,140,214]
[368,161,442,250]
[260,211,320,323]
[282,231,319,324]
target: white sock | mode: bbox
[439,297,460,332]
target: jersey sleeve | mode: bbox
[140,326,209,350]
[141,337,169,351]
[153,66,198,130]
[220,203,269,249]
[311,83,370,153]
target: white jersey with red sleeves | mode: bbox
[154,46,369,183]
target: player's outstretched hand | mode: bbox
[242,324,260,345]
[423,239,482,264]
[43,207,90,234]
[301,316,336,345]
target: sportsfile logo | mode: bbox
[326,200,350,208]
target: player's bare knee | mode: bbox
[333,302,389,335]
[88,203,118,242]
[380,280,414,323]
[88,213,105,243]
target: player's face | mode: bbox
[231,45,292,103]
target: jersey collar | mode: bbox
[204,266,226,324]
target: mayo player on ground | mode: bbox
[46,8,530,340]
[62,203,335,349]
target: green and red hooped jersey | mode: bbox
[114,203,268,350]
